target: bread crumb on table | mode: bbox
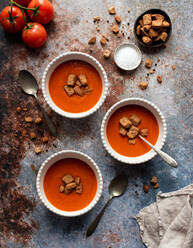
[103,49,111,59]
[88,36,96,45]
[157,75,162,83]
[139,81,148,90]
[108,6,116,14]
[145,59,153,68]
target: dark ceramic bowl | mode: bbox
[134,9,172,48]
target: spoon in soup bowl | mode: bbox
[86,174,128,237]
[138,135,177,168]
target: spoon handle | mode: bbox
[86,197,112,237]
[35,96,57,137]
[139,135,178,168]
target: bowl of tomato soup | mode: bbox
[101,98,167,164]
[36,150,103,217]
[42,52,108,118]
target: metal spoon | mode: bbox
[86,174,128,237]
[18,70,57,137]
[139,135,177,168]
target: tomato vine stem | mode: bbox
[10,0,35,11]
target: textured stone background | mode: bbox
[0,0,192,247]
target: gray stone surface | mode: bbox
[0,0,192,247]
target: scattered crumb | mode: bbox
[23,107,27,111]
[88,36,96,45]
[150,176,158,185]
[96,26,100,32]
[157,75,162,83]
[29,132,36,140]
[25,117,33,123]
[42,136,49,143]
[128,139,136,145]
[16,106,21,113]
[145,59,153,68]
[59,185,64,193]
[139,81,148,90]
[102,33,109,40]
[103,49,111,59]
[172,65,176,70]
[108,6,116,14]
[143,184,149,193]
[115,15,121,24]
[35,117,42,124]
[128,8,130,13]
[149,69,154,74]
[153,183,159,189]
[34,146,42,154]
[117,33,121,38]
[112,25,119,33]
[157,58,160,62]
[100,37,107,46]
[93,16,100,22]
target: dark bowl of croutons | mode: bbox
[134,9,172,47]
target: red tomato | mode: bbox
[22,22,47,48]
[27,0,54,24]
[14,0,31,7]
[0,6,26,33]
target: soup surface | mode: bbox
[49,60,103,113]
[44,158,97,211]
[107,105,159,157]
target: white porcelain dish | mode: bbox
[36,150,103,217]
[101,98,167,164]
[42,52,109,119]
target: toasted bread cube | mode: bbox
[151,14,164,21]
[152,20,163,28]
[59,185,65,193]
[143,14,152,25]
[42,136,49,143]
[129,115,141,126]
[149,29,159,38]
[30,132,36,140]
[142,36,152,45]
[67,74,77,86]
[150,176,158,185]
[93,16,100,22]
[160,32,168,42]
[34,146,42,154]
[127,125,139,139]
[83,86,92,94]
[100,37,107,46]
[74,86,85,96]
[62,174,74,184]
[119,117,132,129]
[139,81,148,90]
[162,21,170,28]
[136,25,141,35]
[64,85,75,96]
[157,75,162,83]
[139,19,143,26]
[103,49,111,59]
[119,126,127,136]
[65,182,76,190]
[143,184,150,193]
[35,117,42,124]
[25,116,33,123]
[75,80,82,87]
[64,187,72,194]
[16,106,21,113]
[76,183,83,194]
[145,59,153,68]
[140,128,149,137]
[115,15,121,23]
[128,139,136,145]
[143,25,151,31]
[75,177,81,185]
[78,74,88,86]
[108,6,116,14]
[88,36,96,45]
[112,25,119,33]
[141,26,149,36]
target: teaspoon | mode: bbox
[18,70,57,137]
[86,174,128,237]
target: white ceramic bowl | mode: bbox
[42,52,109,119]
[36,150,103,217]
[101,98,167,164]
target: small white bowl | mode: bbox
[42,52,109,119]
[101,98,167,164]
[36,150,103,217]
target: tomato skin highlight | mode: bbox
[27,0,54,24]
[22,22,47,48]
[0,6,26,33]
[14,0,31,7]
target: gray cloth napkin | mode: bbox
[135,184,193,248]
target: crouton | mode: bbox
[74,86,85,96]
[162,21,170,28]
[150,176,158,185]
[35,117,42,124]
[75,80,82,87]
[157,75,162,83]
[136,25,141,35]
[34,146,42,154]
[62,174,74,184]
[64,85,75,96]
[88,36,96,44]
[76,183,83,194]
[139,81,148,90]
[25,117,33,123]
[93,16,100,22]
[112,25,119,33]
[159,32,168,42]
[67,74,77,86]
[152,20,163,29]
[119,126,127,136]
[100,37,107,46]
[119,117,132,129]
[143,14,152,25]
[143,184,149,193]
[142,36,152,45]
[29,132,36,139]
[151,14,164,21]
[16,106,21,113]
[127,125,139,139]
[75,177,81,185]
[78,74,88,86]
[129,115,141,126]
[65,182,77,190]
[103,49,111,59]
[108,6,116,14]
[145,59,153,68]
[128,139,136,145]
[143,25,151,31]
[115,15,121,23]
[140,128,149,137]
[42,136,49,143]
[149,29,159,38]
[59,185,64,193]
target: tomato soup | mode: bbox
[107,105,159,157]
[49,60,103,113]
[44,158,97,211]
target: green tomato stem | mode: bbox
[20,8,29,29]
[10,0,35,11]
